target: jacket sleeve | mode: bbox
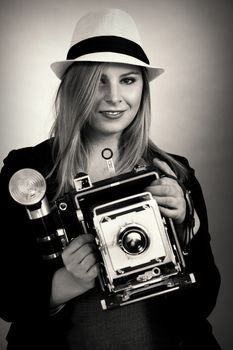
[0,149,53,323]
[167,156,221,323]
[184,163,221,317]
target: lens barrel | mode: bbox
[118,224,149,255]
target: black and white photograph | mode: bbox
[0,1,232,349]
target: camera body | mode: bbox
[54,165,195,309]
[9,164,195,309]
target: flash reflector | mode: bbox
[9,168,46,206]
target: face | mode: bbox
[89,63,143,140]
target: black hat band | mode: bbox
[67,35,150,64]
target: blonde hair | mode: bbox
[49,62,187,199]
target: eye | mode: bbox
[99,77,106,85]
[121,77,136,85]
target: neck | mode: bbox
[87,134,120,182]
[88,131,121,155]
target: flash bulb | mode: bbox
[9,168,46,206]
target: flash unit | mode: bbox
[9,168,50,219]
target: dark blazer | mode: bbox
[0,139,221,350]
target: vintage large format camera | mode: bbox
[9,164,195,309]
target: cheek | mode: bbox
[130,89,142,111]
[93,94,102,109]
[131,81,143,105]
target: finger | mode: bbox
[86,263,99,280]
[74,242,98,264]
[153,158,177,177]
[155,195,179,209]
[75,255,99,280]
[146,180,183,198]
[157,196,186,222]
[80,252,99,271]
[64,234,95,255]
[146,184,178,197]
[64,250,99,277]
[146,176,177,189]
[155,195,186,215]
[158,206,181,221]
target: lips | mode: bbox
[100,110,125,118]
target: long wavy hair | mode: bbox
[49,62,187,199]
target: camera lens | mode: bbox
[118,225,149,255]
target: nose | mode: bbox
[104,82,122,104]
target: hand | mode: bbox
[145,158,186,224]
[62,234,99,289]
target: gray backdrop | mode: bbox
[0,0,232,349]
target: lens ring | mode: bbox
[118,224,149,255]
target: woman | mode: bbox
[0,8,221,350]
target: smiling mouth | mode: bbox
[100,111,125,118]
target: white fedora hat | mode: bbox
[50,8,164,82]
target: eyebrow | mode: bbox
[120,71,141,77]
[101,71,141,78]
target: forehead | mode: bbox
[102,62,142,75]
